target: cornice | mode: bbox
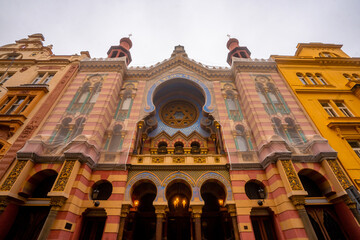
[294,88,353,94]
[125,56,231,81]
[273,56,360,67]
[0,58,74,67]
[6,84,49,93]
[80,57,126,72]
[231,58,277,73]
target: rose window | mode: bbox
[160,100,198,128]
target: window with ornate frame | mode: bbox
[0,72,14,85]
[114,83,136,121]
[0,95,34,115]
[347,140,360,158]
[320,102,338,117]
[234,124,253,151]
[296,73,308,85]
[306,73,318,85]
[32,72,55,84]
[320,100,355,118]
[315,73,328,85]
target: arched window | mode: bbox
[296,73,308,85]
[107,125,124,152]
[319,52,333,58]
[174,141,184,154]
[315,73,327,85]
[285,117,305,144]
[271,117,287,140]
[114,84,135,121]
[157,141,168,154]
[224,90,243,121]
[67,77,103,114]
[255,77,289,115]
[245,180,266,199]
[68,117,86,142]
[306,73,318,85]
[190,141,200,154]
[234,124,251,151]
[52,118,72,144]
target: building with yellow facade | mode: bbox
[273,43,360,194]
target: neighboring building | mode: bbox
[272,43,360,194]
[0,36,359,240]
[0,34,88,179]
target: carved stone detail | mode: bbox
[327,159,351,189]
[0,160,27,191]
[194,157,206,163]
[50,196,67,210]
[152,156,164,163]
[52,161,76,191]
[173,156,185,163]
[290,195,306,210]
[281,160,303,191]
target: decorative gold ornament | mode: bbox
[173,157,185,163]
[160,100,198,128]
[50,196,66,210]
[53,161,76,191]
[290,195,306,210]
[194,157,206,163]
[327,159,351,189]
[281,160,303,190]
[0,160,27,191]
[152,157,164,163]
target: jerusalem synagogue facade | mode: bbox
[0,34,360,240]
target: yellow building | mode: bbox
[0,34,88,178]
[273,43,360,190]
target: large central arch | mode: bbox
[145,74,214,114]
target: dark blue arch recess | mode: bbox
[145,74,213,114]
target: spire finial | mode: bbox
[227,34,231,39]
[128,34,132,39]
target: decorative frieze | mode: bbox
[173,156,185,163]
[280,160,303,191]
[152,156,164,163]
[52,161,76,191]
[327,159,351,189]
[0,160,27,191]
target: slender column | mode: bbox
[155,205,166,240]
[227,204,240,240]
[192,206,202,240]
[117,205,130,240]
[290,196,317,240]
[133,121,144,154]
[342,193,360,224]
[214,122,225,154]
[37,197,66,240]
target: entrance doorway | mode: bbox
[166,181,192,240]
[250,208,277,240]
[79,208,107,240]
[201,181,233,240]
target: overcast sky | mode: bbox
[1,0,359,67]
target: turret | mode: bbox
[226,38,251,65]
[107,37,132,65]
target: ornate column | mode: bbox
[192,206,202,240]
[342,195,360,223]
[117,205,130,240]
[214,122,225,154]
[227,204,240,240]
[37,196,66,240]
[155,205,166,240]
[133,121,144,154]
[290,196,317,240]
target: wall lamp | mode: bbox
[257,188,266,206]
[92,189,100,207]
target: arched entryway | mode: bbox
[124,180,157,240]
[79,208,107,240]
[298,169,350,240]
[201,180,234,240]
[166,180,192,240]
[4,169,58,240]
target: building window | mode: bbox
[343,74,353,81]
[319,52,338,58]
[224,90,243,121]
[320,102,338,117]
[347,141,360,158]
[335,102,354,117]
[32,73,55,84]
[315,73,328,85]
[353,74,360,81]
[114,83,136,121]
[2,96,29,115]
[0,72,14,85]
[306,73,318,85]
[106,125,124,152]
[296,73,308,85]
[255,77,290,115]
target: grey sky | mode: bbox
[1,0,359,66]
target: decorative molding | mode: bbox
[0,160,27,191]
[50,196,67,210]
[290,195,306,210]
[52,160,76,191]
[280,160,303,190]
[327,159,352,189]
[194,157,206,163]
[152,156,164,163]
[173,156,185,163]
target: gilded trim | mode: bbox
[52,160,76,191]
[0,160,27,191]
[281,160,303,190]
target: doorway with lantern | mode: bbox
[166,180,192,240]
